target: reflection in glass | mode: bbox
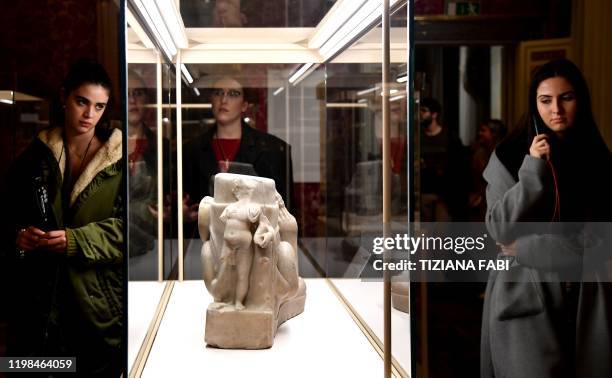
[180,0,335,27]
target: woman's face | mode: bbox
[211,78,248,127]
[64,83,109,135]
[536,76,577,135]
[128,76,147,126]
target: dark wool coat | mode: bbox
[480,151,612,378]
[183,122,294,214]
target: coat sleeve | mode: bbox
[514,223,611,275]
[65,181,124,265]
[65,218,123,265]
[484,154,547,244]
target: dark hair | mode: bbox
[62,58,112,96]
[51,58,113,138]
[497,59,609,175]
[485,119,506,139]
[527,59,598,143]
[420,97,442,117]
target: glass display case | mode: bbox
[126,1,411,377]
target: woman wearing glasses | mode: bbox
[183,76,294,218]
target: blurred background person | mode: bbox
[468,119,507,220]
[127,68,168,257]
[419,97,469,221]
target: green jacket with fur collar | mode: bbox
[7,127,123,356]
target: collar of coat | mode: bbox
[38,127,123,206]
[483,150,518,190]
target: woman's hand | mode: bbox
[37,230,67,254]
[16,226,45,252]
[16,228,66,254]
[530,134,550,159]
[498,241,517,257]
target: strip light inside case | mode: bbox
[315,0,401,61]
[129,0,188,61]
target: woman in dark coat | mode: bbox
[481,59,612,377]
[183,76,294,220]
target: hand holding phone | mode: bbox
[530,134,550,160]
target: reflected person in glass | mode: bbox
[183,76,294,232]
[127,68,169,258]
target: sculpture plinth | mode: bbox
[199,173,306,349]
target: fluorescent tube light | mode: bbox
[356,86,380,96]
[309,0,367,49]
[273,87,285,96]
[131,0,173,60]
[193,87,200,96]
[181,64,194,84]
[126,7,155,48]
[319,0,379,60]
[288,63,314,84]
[396,75,408,83]
[0,99,14,105]
[317,0,401,61]
[154,0,188,48]
[128,0,188,60]
[142,0,176,55]
[390,95,405,102]
[327,103,368,108]
[380,89,399,96]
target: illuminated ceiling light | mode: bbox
[128,0,188,61]
[193,87,200,96]
[390,95,405,102]
[396,74,408,83]
[154,0,188,48]
[126,7,155,48]
[309,0,367,49]
[288,63,314,85]
[314,0,402,62]
[181,64,194,84]
[380,89,399,96]
[326,102,368,108]
[356,86,380,96]
[273,87,285,96]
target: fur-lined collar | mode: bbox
[38,127,122,205]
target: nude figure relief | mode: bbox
[199,173,306,349]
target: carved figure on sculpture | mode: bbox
[199,173,306,349]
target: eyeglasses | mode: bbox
[128,88,147,99]
[211,89,243,99]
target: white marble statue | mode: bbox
[199,173,306,349]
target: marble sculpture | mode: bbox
[199,173,306,349]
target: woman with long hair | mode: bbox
[7,58,123,376]
[481,59,611,377]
